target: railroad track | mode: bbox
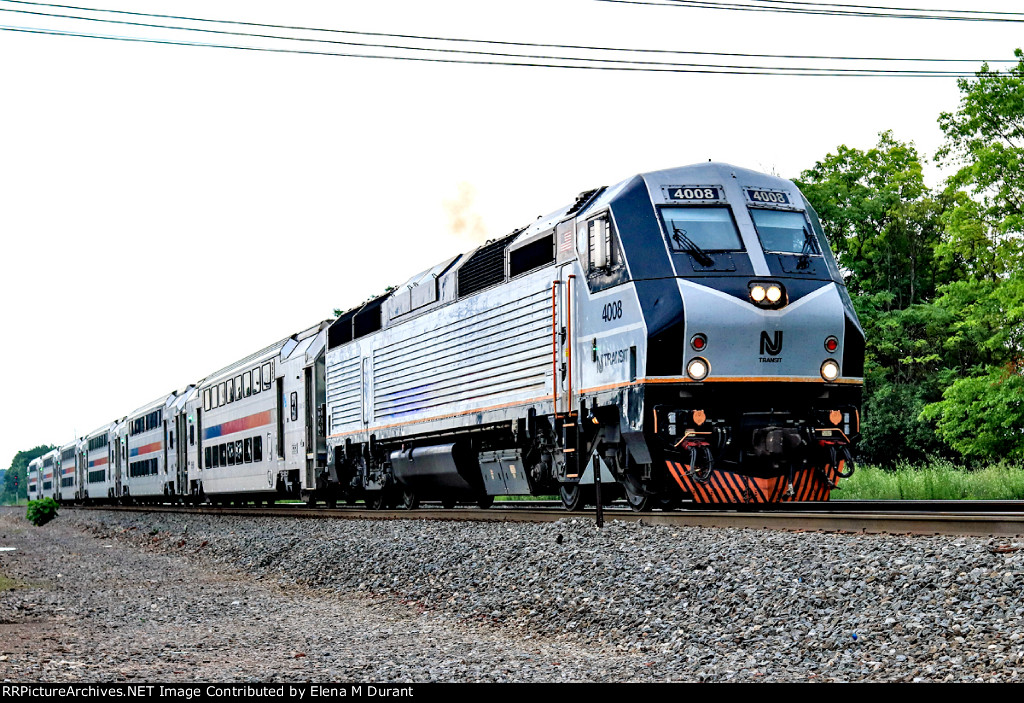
[73,500,1024,537]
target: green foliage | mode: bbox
[797,133,953,463]
[796,130,947,308]
[2,445,55,505]
[799,53,1024,466]
[836,460,1024,501]
[922,363,1024,461]
[25,497,59,527]
[937,49,1024,251]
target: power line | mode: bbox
[599,0,1024,22]
[0,4,1012,74]
[0,0,1017,66]
[748,0,1024,17]
[0,23,1003,77]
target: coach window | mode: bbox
[203,389,210,412]
[262,362,272,391]
[210,446,218,468]
[205,447,211,468]
[220,382,227,405]
[235,440,242,463]
[254,435,263,462]
[228,380,236,404]
[219,443,227,466]
[290,392,299,422]
[229,442,237,466]
[244,438,252,463]
[234,376,242,401]
[252,367,261,395]
[243,372,252,398]
[189,424,195,446]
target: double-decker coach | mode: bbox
[40,449,57,500]
[27,457,40,502]
[186,320,329,504]
[57,441,78,503]
[122,395,175,502]
[83,423,117,501]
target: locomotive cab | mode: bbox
[575,163,864,505]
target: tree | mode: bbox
[937,48,1024,274]
[796,131,947,309]
[1,446,55,505]
[796,133,952,463]
[920,51,1024,462]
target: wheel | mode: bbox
[366,492,386,510]
[477,495,494,509]
[622,475,653,512]
[656,497,681,511]
[559,484,586,512]
[400,490,419,510]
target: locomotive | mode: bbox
[29,162,862,510]
[320,161,863,509]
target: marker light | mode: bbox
[824,336,839,353]
[691,333,707,351]
[687,357,710,381]
[766,285,783,303]
[821,359,840,381]
[750,285,767,302]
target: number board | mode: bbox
[662,185,723,202]
[745,188,791,205]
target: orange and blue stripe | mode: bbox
[129,441,163,457]
[203,410,272,441]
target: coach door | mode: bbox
[176,413,187,497]
[116,436,124,497]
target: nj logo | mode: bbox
[760,330,783,356]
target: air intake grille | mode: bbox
[457,233,517,298]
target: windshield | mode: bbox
[660,207,743,252]
[750,209,820,255]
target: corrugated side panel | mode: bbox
[373,287,550,421]
[327,356,362,433]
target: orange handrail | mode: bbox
[551,280,560,415]
[567,274,575,415]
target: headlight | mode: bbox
[748,281,786,308]
[820,359,840,381]
[687,357,709,381]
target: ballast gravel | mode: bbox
[2,507,1023,682]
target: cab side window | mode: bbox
[580,214,627,292]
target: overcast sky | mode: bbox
[1,0,1020,468]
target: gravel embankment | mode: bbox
[3,506,1024,682]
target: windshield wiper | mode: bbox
[672,227,715,267]
[797,225,820,269]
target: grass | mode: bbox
[0,575,26,591]
[834,459,1024,500]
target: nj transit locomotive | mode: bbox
[31,163,862,510]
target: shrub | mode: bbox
[25,497,59,527]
